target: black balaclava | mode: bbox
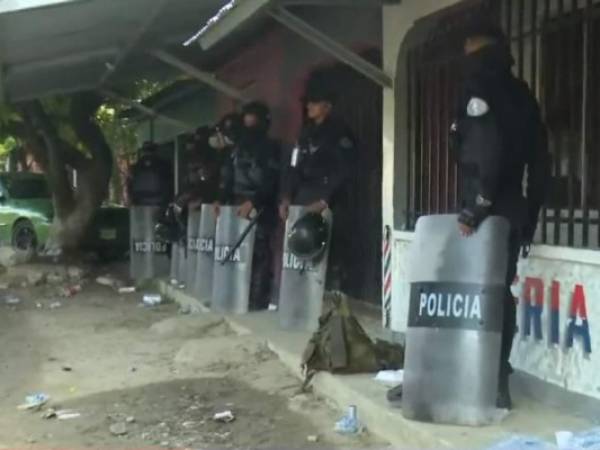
[464,42,514,80]
[240,101,271,147]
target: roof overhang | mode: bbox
[186,0,397,89]
[0,0,88,14]
[0,0,239,103]
[190,0,399,51]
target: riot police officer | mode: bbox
[279,87,355,289]
[128,141,173,208]
[208,112,242,156]
[176,127,220,212]
[215,102,280,310]
[452,20,550,409]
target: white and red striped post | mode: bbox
[382,225,392,328]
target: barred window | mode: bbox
[397,0,600,249]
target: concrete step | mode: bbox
[160,281,592,449]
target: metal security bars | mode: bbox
[402,0,600,249]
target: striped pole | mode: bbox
[382,225,392,328]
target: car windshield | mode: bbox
[4,178,51,199]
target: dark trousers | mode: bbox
[500,229,521,377]
[249,215,274,310]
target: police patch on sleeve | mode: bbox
[339,137,354,149]
[290,146,300,167]
[466,97,489,117]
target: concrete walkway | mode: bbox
[160,282,592,449]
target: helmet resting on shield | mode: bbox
[287,212,329,261]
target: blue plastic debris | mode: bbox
[564,428,600,450]
[335,405,361,435]
[485,436,556,450]
[18,393,50,410]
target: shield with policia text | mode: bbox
[191,204,217,305]
[211,206,257,314]
[402,214,509,426]
[278,206,333,332]
[185,208,202,295]
[170,242,186,285]
[129,205,170,283]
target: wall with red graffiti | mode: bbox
[390,233,600,400]
[511,255,597,398]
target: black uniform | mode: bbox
[177,135,221,210]
[451,43,550,395]
[219,130,280,309]
[283,117,354,206]
[128,151,173,208]
[282,117,355,290]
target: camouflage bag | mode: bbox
[300,293,380,388]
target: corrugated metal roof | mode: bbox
[0,0,227,102]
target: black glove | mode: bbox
[458,204,490,229]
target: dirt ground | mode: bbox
[0,262,386,449]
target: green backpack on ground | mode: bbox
[300,292,404,388]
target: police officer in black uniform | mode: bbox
[279,86,355,289]
[176,127,220,212]
[128,141,173,208]
[208,113,242,156]
[215,102,280,310]
[452,20,550,409]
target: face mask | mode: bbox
[240,127,264,145]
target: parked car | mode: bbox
[0,172,129,260]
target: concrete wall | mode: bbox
[383,0,600,400]
[214,6,382,146]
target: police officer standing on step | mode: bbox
[176,127,220,213]
[451,20,550,409]
[215,102,280,310]
[128,141,173,209]
[279,86,355,289]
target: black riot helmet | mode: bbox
[288,212,329,261]
[217,113,242,143]
[242,101,272,132]
[462,16,508,45]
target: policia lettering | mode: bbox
[409,282,504,332]
[282,251,316,272]
[214,245,243,263]
[133,240,168,254]
[188,237,214,253]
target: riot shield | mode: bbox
[211,206,256,314]
[129,205,170,283]
[402,214,509,426]
[278,206,333,331]
[170,242,186,285]
[191,204,217,305]
[185,209,202,295]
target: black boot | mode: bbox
[386,384,403,408]
[496,370,512,410]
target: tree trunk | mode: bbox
[17,94,113,252]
